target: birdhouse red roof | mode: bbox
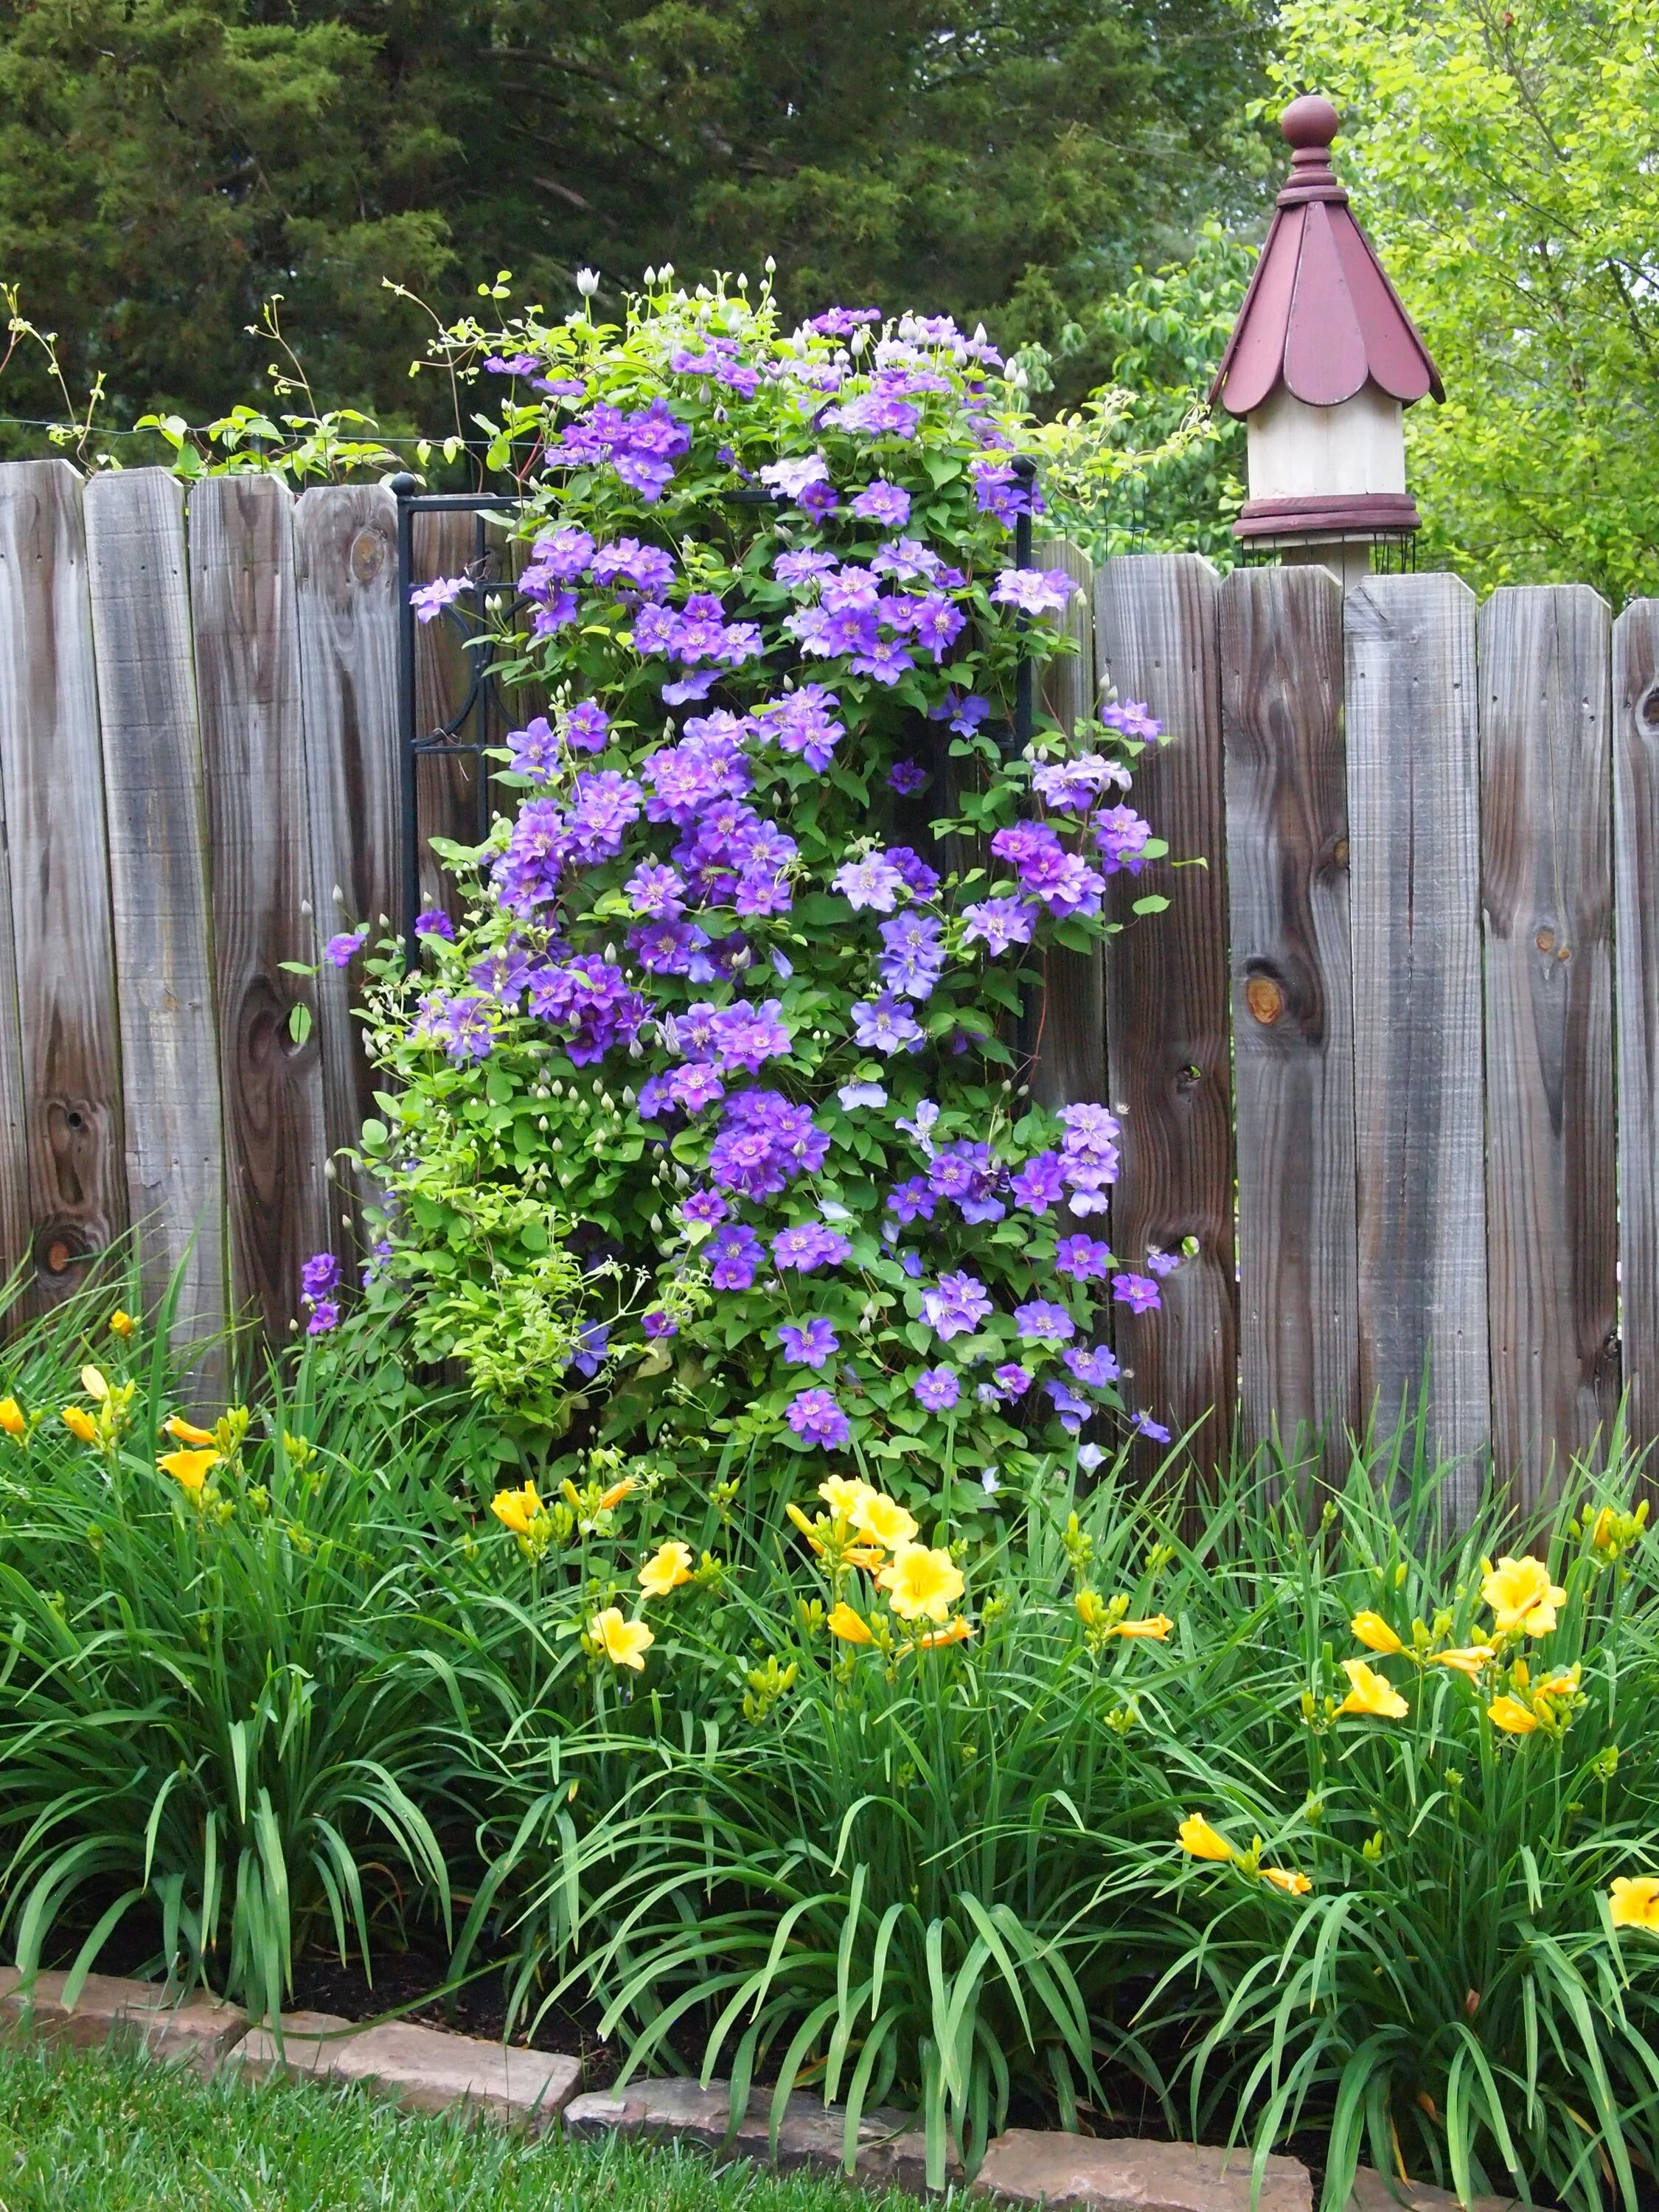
[1209,96,1442,417]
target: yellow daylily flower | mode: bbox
[1482,1555,1567,1638]
[1262,1866,1312,1896]
[597,1478,635,1512]
[827,1601,874,1644]
[917,1616,974,1649]
[164,1414,218,1448]
[1428,1646,1494,1678]
[1107,1614,1173,1641]
[1610,1877,1659,1930]
[591,1606,653,1672]
[877,1542,965,1624]
[80,1366,109,1403]
[1350,1612,1404,1656]
[638,1540,694,1598]
[1486,1694,1538,1735]
[1533,1666,1582,1700]
[108,1310,136,1340]
[491,1482,542,1537]
[818,1475,872,1520]
[159,1447,220,1495]
[852,1490,919,1550]
[1178,1814,1234,1863]
[0,1397,24,1439]
[1337,1658,1409,1719]
[61,1407,99,1445]
[1591,1506,1617,1552]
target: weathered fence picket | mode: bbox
[0,461,126,1315]
[1345,573,1489,1503]
[83,468,227,1371]
[189,476,332,1343]
[296,483,402,1236]
[1480,586,1618,1503]
[1221,563,1357,1479]
[0,447,1655,1503]
[1614,600,1659,1470]
[1095,553,1236,1483]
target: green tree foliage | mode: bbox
[0,0,1270,437]
[1273,0,1659,604]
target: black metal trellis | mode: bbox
[389,460,1042,961]
[390,477,523,963]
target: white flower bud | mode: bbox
[576,268,601,297]
[299,898,313,917]
[622,1085,636,1105]
[650,1214,663,1233]
[659,262,675,281]
[332,884,346,908]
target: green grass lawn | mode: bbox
[0,2042,928,2212]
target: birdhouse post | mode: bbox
[1210,95,1442,588]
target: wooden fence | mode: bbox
[0,454,1654,1505]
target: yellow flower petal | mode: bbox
[80,1366,109,1403]
[1428,1646,1494,1678]
[818,1475,872,1521]
[61,1407,99,1445]
[1350,1611,1404,1656]
[1107,1614,1172,1641]
[1482,1554,1567,1638]
[638,1540,694,1598]
[827,1601,875,1645]
[1486,1694,1538,1735]
[1336,1658,1409,1719]
[591,1606,653,1671]
[490,1481,541,1538]
[164,1414,218,1447]
[159,1447,220,1494]
[1533,1666,1581,1700]
[597,1478,634,1512]
[917,1616,974,1650]
[852,1491,919,1550]
[1610,1876,1659,1930]
[1178,1814,1234,1863]
[877,1542,965,1624]
[1262,1865,1312,1896]
[108,1310,136,1340]
[0,1397,25,1439]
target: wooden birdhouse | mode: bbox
[1210,94,1442,585]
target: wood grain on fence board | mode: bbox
[0,728,24,1310]
[413,507,488,919]
[0,459,127,1312]
[1346,574,1489,1504]
[1481,585,1617,1500]
[1029,538,1105,1111]
[1615,600,1659,1475]
[1096,553,1237,1480]
[83,468,227,1363]
[1220,562,1357,1478]
[295,484,400,1231]
[189,474,330,1341]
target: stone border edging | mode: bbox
[0,1966,1536,2212]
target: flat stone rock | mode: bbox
[564,2076,950,2190]
[234,2012,577,2128]
[0,1968,246,2068]
[1349,2171,1534,2212]
[975,2132,1313,2212]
